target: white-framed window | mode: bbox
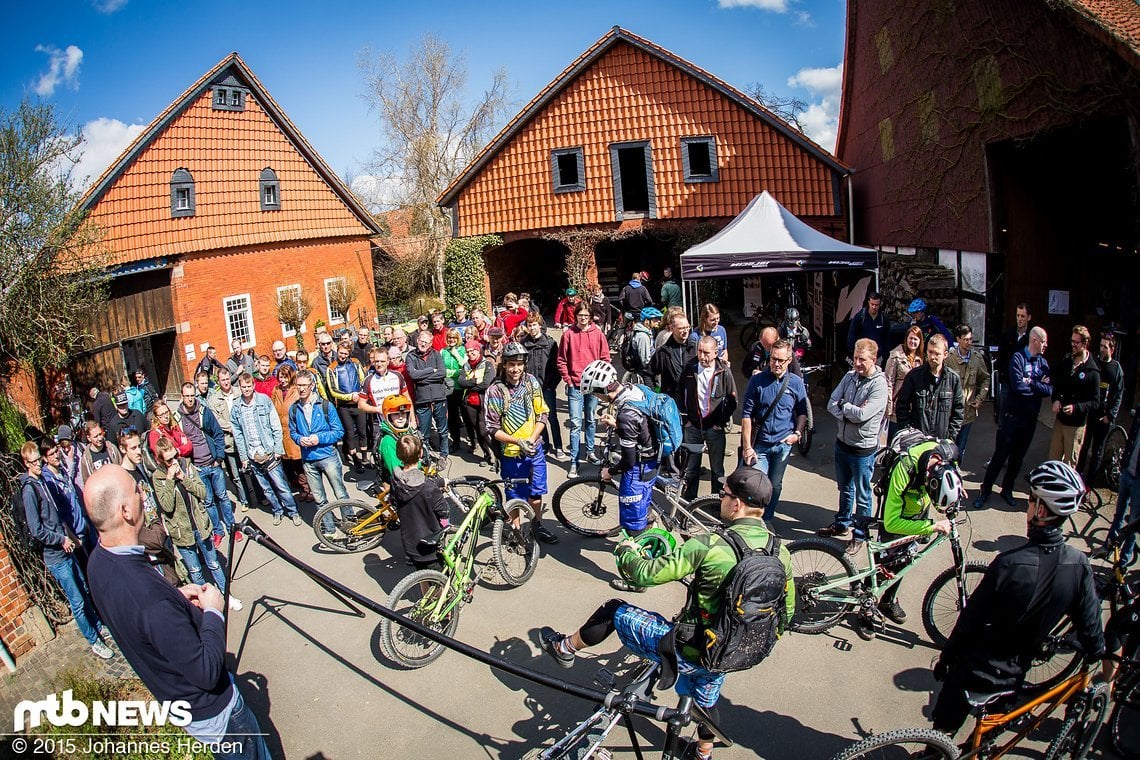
[324,277,346,325]
[223,294,255,348]
[276,284,306,338]
[260,167,280,210]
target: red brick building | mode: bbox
[837,0,1140,361]
[71,53,380,399]
[438,27,850,305]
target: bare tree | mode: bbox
[327,277,361,326]
[746,83,808,132]
[277,286,313,349]
[359,33,512,299]
[0,99,109,379]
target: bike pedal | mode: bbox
[593,667,616,690]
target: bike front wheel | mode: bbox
[798,403,814,456]
[312,499,393,553]
[1044,683,1108,760]
[920,561,988,647]
[552,476,622,537]
[380,569,460,669]
[787,537,859,634]
[1109,670,1140,759]
[493,499,541,586]
[829,727,959,760]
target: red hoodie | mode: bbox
[556,323,610,387]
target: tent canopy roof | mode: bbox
[680,191,876,279]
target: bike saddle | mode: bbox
[853,515,883,531]
[964,689,1015,710]
[416,527,448,554]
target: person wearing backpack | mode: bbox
[622,306,661,385]
[540,467,794,760]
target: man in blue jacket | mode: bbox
[976,326,1052,508]
[84,464,270,760]
[178,383,234,547]
[846,291,891,364]
[289,369,349,536]
[232,373,301,527]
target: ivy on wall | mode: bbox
[443,235,500,311]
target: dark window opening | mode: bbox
[557,154,579,186]
[617,147,650,213]
[687,142,712,176]
[551,147,585,193]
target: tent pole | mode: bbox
[681,273,688,317]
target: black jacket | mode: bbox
[741,341,802,378]
[942,526,1105,689]
[650,337,696,410]
[680,359,738,429]
[1098,357,1124,422]
[521,331,560,390]
[895,364,965,440]
[390,468,449,565]
[998,325,1032,384]
[405,349,448,404]
[1052,353,1100,427]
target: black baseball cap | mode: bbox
[725,467,773,508]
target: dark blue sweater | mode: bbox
[88,545,232,719]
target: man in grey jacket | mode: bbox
[231,373,301,526]
[818,338,889,543]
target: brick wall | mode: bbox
[0,536,37,658]
[171,236,375,377]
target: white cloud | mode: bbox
[787,63,843,151]
[33,44,83,97]
[67,118,146,192]
[717,0,789,11]
[350,174,402,212]
[93,0,128,12]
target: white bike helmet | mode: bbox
[1027,460,1085,517]
[925,463,964,512]
[579,359,618,394]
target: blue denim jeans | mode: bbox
[1109,468,1140,564]
[199,463,234,538]
[46,554,102,645]
[750,441,791,520]
[955,423,974,463]
[304,455,350,532]
[251,462,298,518]
[566,387,598,463]
[414,401,450,457]
[177,532,227,594]
[210,688,272,760]
[833,443,876,538]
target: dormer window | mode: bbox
[260,168,280,210]
[211,85,246,112]
[681,137,718,183]
[170,168,195,218]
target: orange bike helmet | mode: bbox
[381,393,413,433]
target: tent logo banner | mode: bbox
[827,260,867,267]
[729,261,771,269]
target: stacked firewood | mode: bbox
[878,254,959,324]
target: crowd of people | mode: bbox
[13,272,1140,759]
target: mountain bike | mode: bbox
[522,658,732,759]
[829,658,1109,759]
[788,500,983,645]
[380,475,540,668]
[312,455,496,553]
[551,449,724,539]
[1099,422,1129,491]
[798,361,827,456]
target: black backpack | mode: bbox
[622,330,645,374]
[695,529,788,673]
[872,428,936,505]
[8,481,44,554]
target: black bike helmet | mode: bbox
[501,342,529,361]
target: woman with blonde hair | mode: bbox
[885,325,926,442]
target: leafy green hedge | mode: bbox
[443,235,499,312]
[0,391,28,453]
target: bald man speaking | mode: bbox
[84,465,270,759]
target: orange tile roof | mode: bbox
[1060,0,1140,65]
[438,27,846,209]
[80,54,381,268]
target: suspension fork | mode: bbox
[948,525,969,609]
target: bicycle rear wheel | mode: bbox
[829,728,959,759]
[787,537,859,634]
[1022,617,1082,691]
[1109,669,1140,759]
[921,561,988,647]
[1103,425,1128,490]
[380,569,459,669]
[676,495,724,534]
[552,476,622,537]
[798,401,814,456]
[493,499,540,586]
[312,499,392,553]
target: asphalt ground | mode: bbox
[221,355,1117,759]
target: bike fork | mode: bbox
[660,696,694,760]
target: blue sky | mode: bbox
[1,0,846,200]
